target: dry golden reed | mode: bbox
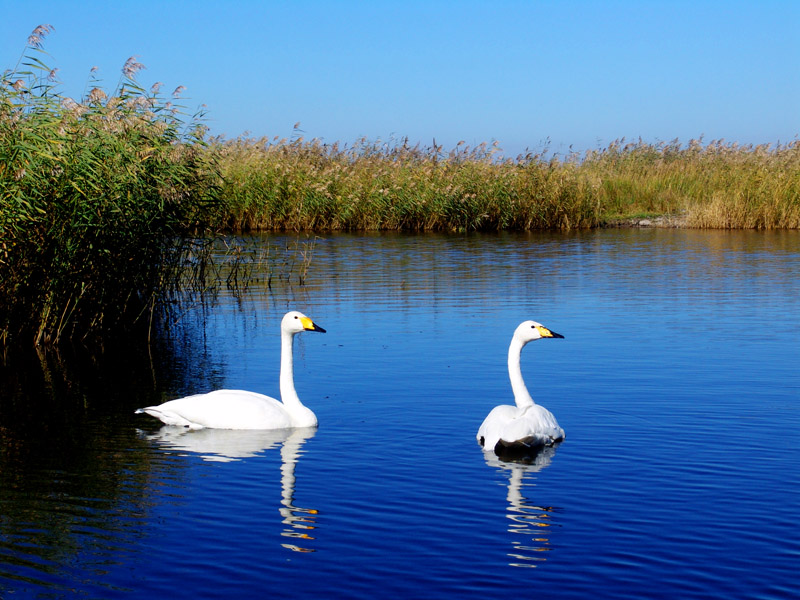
[211,136,601,232]
[210,135,800,232]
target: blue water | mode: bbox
[1,229,799,599]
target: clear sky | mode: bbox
[2,0,798,158]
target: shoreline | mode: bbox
[604,214,689,228]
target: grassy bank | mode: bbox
[582,138,800,229]
[213,134,800,232]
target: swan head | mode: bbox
[282,311,326,335]
[514,320,564,345]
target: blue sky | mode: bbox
[2,1,798,158]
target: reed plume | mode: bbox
[0,28,220,346]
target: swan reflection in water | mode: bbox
[483,444,561,568]
[142,426,319,552]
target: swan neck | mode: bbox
[280,329,302,408]
[508,337,534,407]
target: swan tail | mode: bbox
[135,407,201,429]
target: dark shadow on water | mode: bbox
[0,324,234,596]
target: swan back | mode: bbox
[138,390,293,429]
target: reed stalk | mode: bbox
[212,136,601,232]
[211,135,800,232]
[0,26,220,346]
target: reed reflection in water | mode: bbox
[484,446,561,569]
[141,426,320,553]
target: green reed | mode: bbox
[0,26,219,345]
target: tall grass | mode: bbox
[581,137,800,228]
[213,134,600,232]
[0,26,219,345]
[211,134,800,232]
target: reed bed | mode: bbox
[213,135,600,232]
[0,26,219,345]
[213,134,800,232]
[2,25,799,348]
[581,137,800,229]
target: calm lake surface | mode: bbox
[1,229,799,599]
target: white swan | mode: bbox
[477,320,565,455]
[136,311,326,429]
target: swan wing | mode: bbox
[477,404,519,451]
[499,404,565,447]
[137,389,293,430]
[477,404,565,452]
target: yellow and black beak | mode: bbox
[536,325,564,339]
[300,316,326,333]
